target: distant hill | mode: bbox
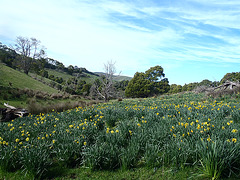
[94,72,132,81]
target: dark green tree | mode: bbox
[199,79,213,87]
[125,66,169,98]
[40,69,49,78]
[82,83,92,96]
[169,84,182,94]
[125,72,152,98]
[114,80,129,91]
[158,78,170,93]
[186,82,198,91]
[67,65,74,75]
[182,84,188,92]
[145,65,165,82]
[0,42,18,68]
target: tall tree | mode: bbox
[125,72,151,98]
[125,65,169,98]
[90,60,116,101]
[0,42,18,68]
[13,36,46,74]
[145,65,165,82]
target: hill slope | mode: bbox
[94,72,132,81]
[0,63,58,94]
[46,68,99,84]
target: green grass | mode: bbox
[0,86,96,112]
[47,68,99,84]
[54,166,202,180]
[94,72,132,82]
[46,68,73,81]
[0,99,28,109]
[113,75,132,81]
[0,166,201,180]
[1,165,239,180]
[0,64,58,94]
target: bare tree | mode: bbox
[13,36,46,74]
[90,60,116,102]
[213,80,240,91]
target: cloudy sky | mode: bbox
[1,0,240,85]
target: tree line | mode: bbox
[0,37,129,100]
[1,36,240,101]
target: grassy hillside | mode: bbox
[0,64,130,93]
[46,69,99,83]
[46,68,73,81]
[0,63,58,94]
[95,72,132,81]
[113,75,132,81]
[46,69,131,83]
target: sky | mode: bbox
[0,0,240,85]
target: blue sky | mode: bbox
[0,0,240,85]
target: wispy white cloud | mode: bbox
[0,0,240,84]
[99,1,143,18]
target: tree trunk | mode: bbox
[0,104,28,122]
[24,69,29,75]
[213,81,240,91]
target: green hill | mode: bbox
[94,72,132,81]
[45,69,131,83]
[46,68,99,84]
[0,63,58,94]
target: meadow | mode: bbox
[1,92,240,179]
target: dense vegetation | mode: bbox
[0,40,129,98]
[2,39,240,101]
[125,65,170,98]
[2,37,240,180]
[1,93,240,179]
[1,38,240,104]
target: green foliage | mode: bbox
[125,66,170,98]
[125,72,152,98]
[114,80,129,91]
[199,79,214,86]
[1,41,132,99]
[169,79,220,94]
[198,140,240,179]
[0,42,18,68]
[1,90,240,179]
[220,72,240,84]
[145,65,165,82]
[169,84,182,94]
